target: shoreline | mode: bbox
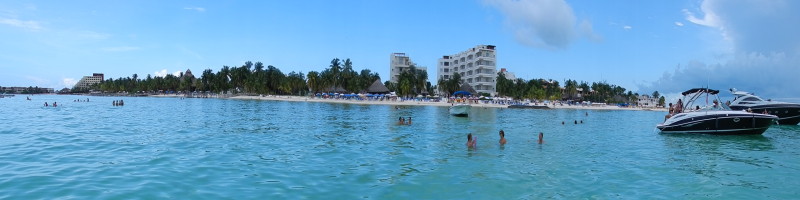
[221,94,668,112]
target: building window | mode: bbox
[443,68,449,72]
[444,62,449,66]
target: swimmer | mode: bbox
[407,117,412,125]
[538,132,544,144]
[574,120,577,124]
[499,130,507,145]
[466,133,477,148]
[398,117,405,125]
[561,121,565,125]
[580,120,583,124]
[53,102,57,107]
[44,102,49,107]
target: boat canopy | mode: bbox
[681,88,719,95]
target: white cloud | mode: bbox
[154,69,184,77]
[184,7,205,12]
[484,0,599,50]
[0,18,43,31]
[674,22,684,26]
[62,78,77,88]
[642,0,800,98]
[623,25,632,30]
[102,46,140,52]
[154,69,169,77]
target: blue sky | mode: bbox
[2,0,798,100]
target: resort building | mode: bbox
[499,68,516,80]
[389,53,427,83]
[637,95,658,107]
[74,73,104,89]
[437,45,497,95]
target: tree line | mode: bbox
[75,58,661,105]
[497,73,663,105]
[81,59,381,96]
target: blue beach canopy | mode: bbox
[452,91,471,96]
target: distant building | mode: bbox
[389,53,427,83]
[1,86,54,94]
[499,68,516,80]
[75,73,104,89]
[437,45,497,95]
[637,95,657,107]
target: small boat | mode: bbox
[656,88,777,135]
[449,104,471,116]
[728,89,800,125]
[508,104,550,109]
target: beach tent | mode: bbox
[453,91,472,96]
[364,79,390,94]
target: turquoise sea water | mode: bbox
[2,95,799,199]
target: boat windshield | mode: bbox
[680,88,732,112]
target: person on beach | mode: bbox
[466,133,477,148]
[538,132,544,144]
[499,130,507,145]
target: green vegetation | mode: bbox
[384,65,431,97]
[89,59,380,96]
[496,72,653,104]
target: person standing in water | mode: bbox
[537,132,544,144]
[498,130,507,145]
[466,133,477,148]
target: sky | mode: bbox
[1,0,798,101]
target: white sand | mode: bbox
[225,95,667,112]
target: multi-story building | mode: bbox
[437,45,497,95]
[499,68,515,80]
[389,53,427,83]
[74,73,104,89]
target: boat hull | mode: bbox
[729,104,800,125]
[657,111,777,135]
[449,104,471,116]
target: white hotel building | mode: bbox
[389,53,427,83]
[437,45,497,95]
[75,73,105,89]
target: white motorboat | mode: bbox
[449,104,471,116]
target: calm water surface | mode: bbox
[1,95,799,199]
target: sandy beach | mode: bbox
[209,94,668,112]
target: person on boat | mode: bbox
[538,132,544,144]
[665,103,674,121]
[466,133,477,148]
[711,99,722,110]
[675,99,683,114]
[498,130,507,145]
